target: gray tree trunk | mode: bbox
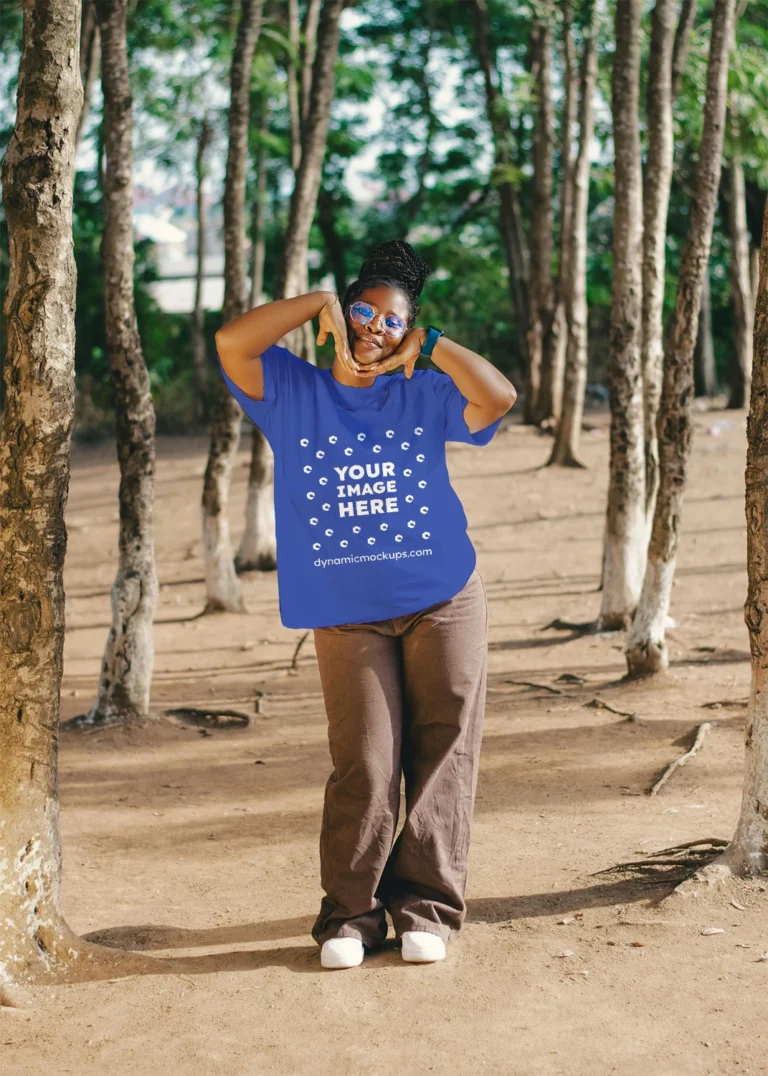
[599,0,646,631]
[626,0,734,676]
[237,0,345,573]
[547,0,577,433]
[548,3,598,468]
[695,266,717,396]
[249,108,270,310]
[0,0,86,1002]
[300,0,322,135]
[529,8,558,426]
[87,0,159,725]
[642,0,681,527]
[0,0,158,990]
[202,0,264,613]
[191,115,212,423]
[727,155,754,409]
[472,0,530,387]
[698,193,768,878]
[74,0,100,152]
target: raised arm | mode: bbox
[214,290,335,399]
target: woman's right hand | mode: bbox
[316,296,362,376]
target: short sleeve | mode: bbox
[217,344,303,439]
[427,369,503,446]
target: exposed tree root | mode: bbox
[593,838,729,887]
[541,617,598,633]
[506,679,564,695]
[648,722,714,796]
[289,630,311,673]
[164,707,251,729]
[584,697,639,720]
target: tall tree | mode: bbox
[599,0,646,631]
[641,0,696,526]
[86,0,158,725]
[471,0,530,389]
[626,0,735,676]
[726,150,754,408]
[548,1,598,468]
[545,0,578,432]
[249,106,270,309]
[201,0,264,612]
[698,192,768,879]
[237,0,347,573]
[528,4,557,426]
[192,114,212,424]
[695,266,717,396]
[75,0,100,152]
[0,0,103,1003]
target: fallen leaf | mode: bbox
[701,928,725,936]
[629,941,644,948]
[730,899,746,911]
[555,949,575,958]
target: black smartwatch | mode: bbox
[418,325,444,362]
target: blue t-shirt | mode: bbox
[219,345,502,629]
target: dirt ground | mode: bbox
[3,406,767,1076]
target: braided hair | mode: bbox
[341,239,431,331]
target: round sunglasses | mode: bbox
[348,301,407,338]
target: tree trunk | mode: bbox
[642,0,680,529]
[471,0,530,387]
[191,115,212,424]
[287,0,302,174]
[86,0,159,725]
[599,0,646,631]
[626,0,734,676]
[699,194,768,877]
[548,3,598,468]
[299,0,322,137]
[727,156,754,409]
[236,0,344,574]
[529,9,558,427]
[74,0,100,152]
[548,0,577,434]
[317,185,347,298]
[249,107,270,309]
[694,265,717,396]
[201,0,263,613]
[0,0,148,1003]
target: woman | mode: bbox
[216,240,516,969]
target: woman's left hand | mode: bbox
[366,328,425,379]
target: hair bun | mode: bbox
[358,239,431,300]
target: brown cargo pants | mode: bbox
[311,566,488,948]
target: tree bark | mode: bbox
[529,8,558,427]
[87,0,158,725]
[548,3,598,468]
[642,0,683,528]
[471,0,530,387]
[727,155,754,409]
[700,193,768,877]
[201,0,264,613]
[299,0,322,138]
[694,264,717,396]
[599,0,646,631]
[626,0,734,676]
[191,115,212,424]
[74,0,100,153]
[237,0,345,574]
[0,0,89,1000]
[547,0,577,433]
[249,108,270,310]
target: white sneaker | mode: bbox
[320,937,364,969]
[401,931,447,963]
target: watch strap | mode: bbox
[418,325,444,361]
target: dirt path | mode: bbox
[4,409,767,1076]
